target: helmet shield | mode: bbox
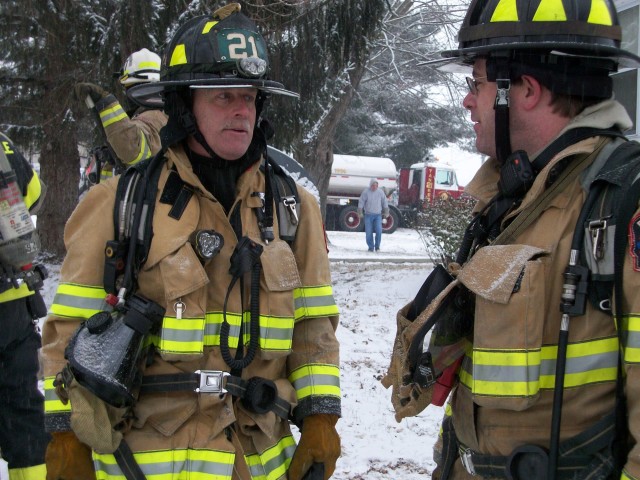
[128,8,298,108]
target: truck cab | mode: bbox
[398,162,464,210]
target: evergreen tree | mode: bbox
[1,0,472,257]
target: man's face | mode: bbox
[462,58,497,159]
[371,182,378,191]
[188,87,258,160]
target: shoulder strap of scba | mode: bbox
[580,138,640,314]
[575,138,640,478]
[103,148,301,297]
[103,151,165,300]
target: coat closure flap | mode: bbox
[143,169,201,271]
[457,244,547,304]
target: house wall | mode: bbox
[614,0,640,139]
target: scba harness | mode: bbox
[395,132,640,480]
[63,147,302,479]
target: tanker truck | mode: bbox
[326,154,464,234]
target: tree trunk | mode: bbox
[298,63,367,220]
[38,119,80,260]
[37,12,82,260]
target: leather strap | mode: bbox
[114,439,146,480]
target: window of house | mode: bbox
[614,1,639,137]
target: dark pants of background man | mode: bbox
[0,298,50,470]
[364,213,382,251]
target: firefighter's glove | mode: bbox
[45,431,96,480]
[74,82,110,104]
[288,414,341,480]
[357,208,363,219]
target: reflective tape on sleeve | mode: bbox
[49,283,107,319]
[293,285,339,321]
[289,364,341,400]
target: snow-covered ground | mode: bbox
[1,228,443,479]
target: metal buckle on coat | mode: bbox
[194,370,230,394]
[459,446,476,476]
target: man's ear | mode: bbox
[519,74,544,111]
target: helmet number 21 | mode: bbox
[227,33,258,59]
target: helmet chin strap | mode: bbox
[491,55,513,164]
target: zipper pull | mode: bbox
[283,196,299,225]
[174,299,186,320]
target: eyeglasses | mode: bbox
[465,76,487,95]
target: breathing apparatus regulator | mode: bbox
[0,135,46,296]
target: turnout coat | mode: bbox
[42,144,341,479]
[439,99,640,479]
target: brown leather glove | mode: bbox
[45,431,96,480]
[73,82,110,104]
[288,414,341,480]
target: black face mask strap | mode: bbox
[169,89,219,159]
[492,55,512,165]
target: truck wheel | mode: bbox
[383,209,399,234]
[338,206,364,232]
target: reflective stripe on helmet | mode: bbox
[169,44,187,67]
[488,0,613,25]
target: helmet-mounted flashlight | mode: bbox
[237,57,267,78]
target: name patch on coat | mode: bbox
[630,212,640,271]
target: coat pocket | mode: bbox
[258,240,301,360]
[154,243,209,361]
[458,244,549,411]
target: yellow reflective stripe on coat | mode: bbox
[463,336,619,397]
[490,0,613,25]
[8,463,47,480]
[289,364,341,400]
[294,285,339,320]
[0,282,33,303]
[24,170,42,210]
[246,435,296,480]
[43,375,71,414]
[149,310,295,356]
[131,130,152,164]
[619,314,640,363]
[99,103,128,129]
[49,283,107,319]
[94,448,235,479]
[621,469,636,480]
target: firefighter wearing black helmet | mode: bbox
[42,4,341,480]
[384,0,640,479]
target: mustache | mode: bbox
[223,120,251,131]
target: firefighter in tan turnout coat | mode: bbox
[74,48,167,181]
[383,0,640,479]
[43,4,341,480]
